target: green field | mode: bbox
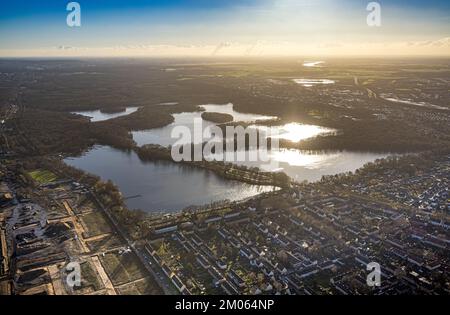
[28,169,57,184]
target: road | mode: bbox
[89,191,177,295]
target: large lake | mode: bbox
[68,103,390,213]
[65,146,277,213]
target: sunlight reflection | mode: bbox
[271,149,342,169]
[255,123,335,143]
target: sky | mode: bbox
[0,0,449,57]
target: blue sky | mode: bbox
[1,0,449,56]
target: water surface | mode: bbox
[206,149,389,183]
[132,103,332,146]
[293,79,335,87]
[380,95,448,111]
[65,146,276,213]
[72,106,139,122]
[131,104,385,183]
[68,104,391,213]
[303,61,325,67]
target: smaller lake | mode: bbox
[65,146,277,213]
[303,61,325,67]
[159,102,179,106]
[72,106,139,122]
[132,103,279,147]
[133,111,209,146]
[132,103,332,147]
[380,95,449,111]
[293,79,335,87]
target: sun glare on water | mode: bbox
[269,123,333,143]
[271,149,341,169]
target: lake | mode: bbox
[65,146,277,213]
[132,103,388,182]
[132,103,333,146]
[67,103,390,213]
[206,149,389,182]
[72,106,139,122]
[293,79,335,87]
[380,95,449,111]
[303,61,325,67]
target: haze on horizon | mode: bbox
[0,0,449,57]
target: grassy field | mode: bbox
[73,261,104,294]
[99,252,147,286]
[116,277,162,295]
[28,169,57,184]
[81,211,112,238]
[86,235,123,252]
